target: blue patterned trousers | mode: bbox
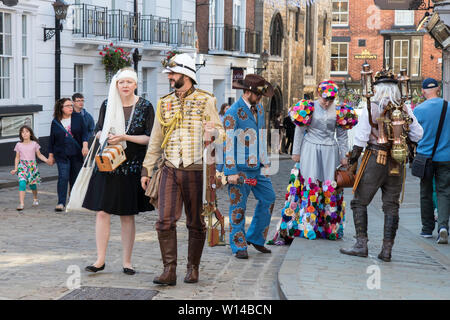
[227,171,276,253]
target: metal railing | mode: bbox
[209,23,261,54]
[72,4,195,47]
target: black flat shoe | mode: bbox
[247,241,272,253]
[85,263,105,273]
[123,268,136,275]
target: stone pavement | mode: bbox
[1,157,449,300]
[0,156,291,300]
[278,167,450,300]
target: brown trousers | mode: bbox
[157,165,206,233]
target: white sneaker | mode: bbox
[32,199,39,206]
[437,228,448,244]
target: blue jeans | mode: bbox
[56,157,83,206]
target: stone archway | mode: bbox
[267,86,283,150]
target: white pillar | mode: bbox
[434,0,450,100]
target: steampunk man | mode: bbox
[340,69,423,262]
[141,53,224,285]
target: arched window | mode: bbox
[270,13,283,56]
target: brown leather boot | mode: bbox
[378,214,399,262]
[340,209,368,257]
[153,229,177,286]
[378,239,394,262]
[184,230,206,284]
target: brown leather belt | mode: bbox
[367,143,390,152]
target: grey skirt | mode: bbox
[300,139,339,182]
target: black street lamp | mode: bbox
[255,49,269,75]
[43,0,70,101]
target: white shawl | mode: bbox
[99,69,138,149]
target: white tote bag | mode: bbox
[66,138,98,212]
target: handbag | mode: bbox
[95,140,127,172]
[145,156,165,209]
[335,162,357,188]
[66,137,98,212]
[411,100,447,180]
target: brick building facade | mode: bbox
[330,0,442,94]
[259,1,332,128]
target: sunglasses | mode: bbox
[162,58,196,73]
[324,97,336,101]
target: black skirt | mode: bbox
[83,169,154,216]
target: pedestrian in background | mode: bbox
[283,113,295,154]
[413,78,449,244]
[10,125,51,211]
[83,67,155,275]
[48,98,89,212]
[219,102,230,123]
[72,93,95,141]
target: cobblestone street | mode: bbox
[0,159,292,300]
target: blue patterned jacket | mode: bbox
[222,97,269,176]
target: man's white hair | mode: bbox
[373,82,401,113]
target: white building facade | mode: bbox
[0,0,253,165]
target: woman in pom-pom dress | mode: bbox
[269,80,355,245]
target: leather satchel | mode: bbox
[411,100,447,180]
[145,156,165,209]
[335,162,357,188]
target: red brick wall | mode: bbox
[224,0,233,26]
[246,0,255,31]
[196,0,210,53]
[331,0,442,85]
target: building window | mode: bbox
[295,8,299,41]
[332,0,348,27]
[393,39,409,75]
[385,40,390,69]
[395,10,414,26]
[411,39,421,77]
[1,114,33,139]
[270,13,283,56]
[0,12,12,100]
[331,42,348,74]
[358,39,366,47]
[304,4,315,74]
[74,64,84,93]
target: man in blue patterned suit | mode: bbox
[223,74,276,259]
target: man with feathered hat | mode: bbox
[141,52,224,285]
[340,68,423,262]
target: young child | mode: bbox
[10,125,50,211]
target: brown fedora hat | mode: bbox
[233,74,274,97]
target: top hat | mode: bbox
[233,74,274,97]
[374,68,398,85]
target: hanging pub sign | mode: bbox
[374,0,429,10]
[354,49,377,60]
[232,68,244,89]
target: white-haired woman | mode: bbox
[83,67,155,275]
